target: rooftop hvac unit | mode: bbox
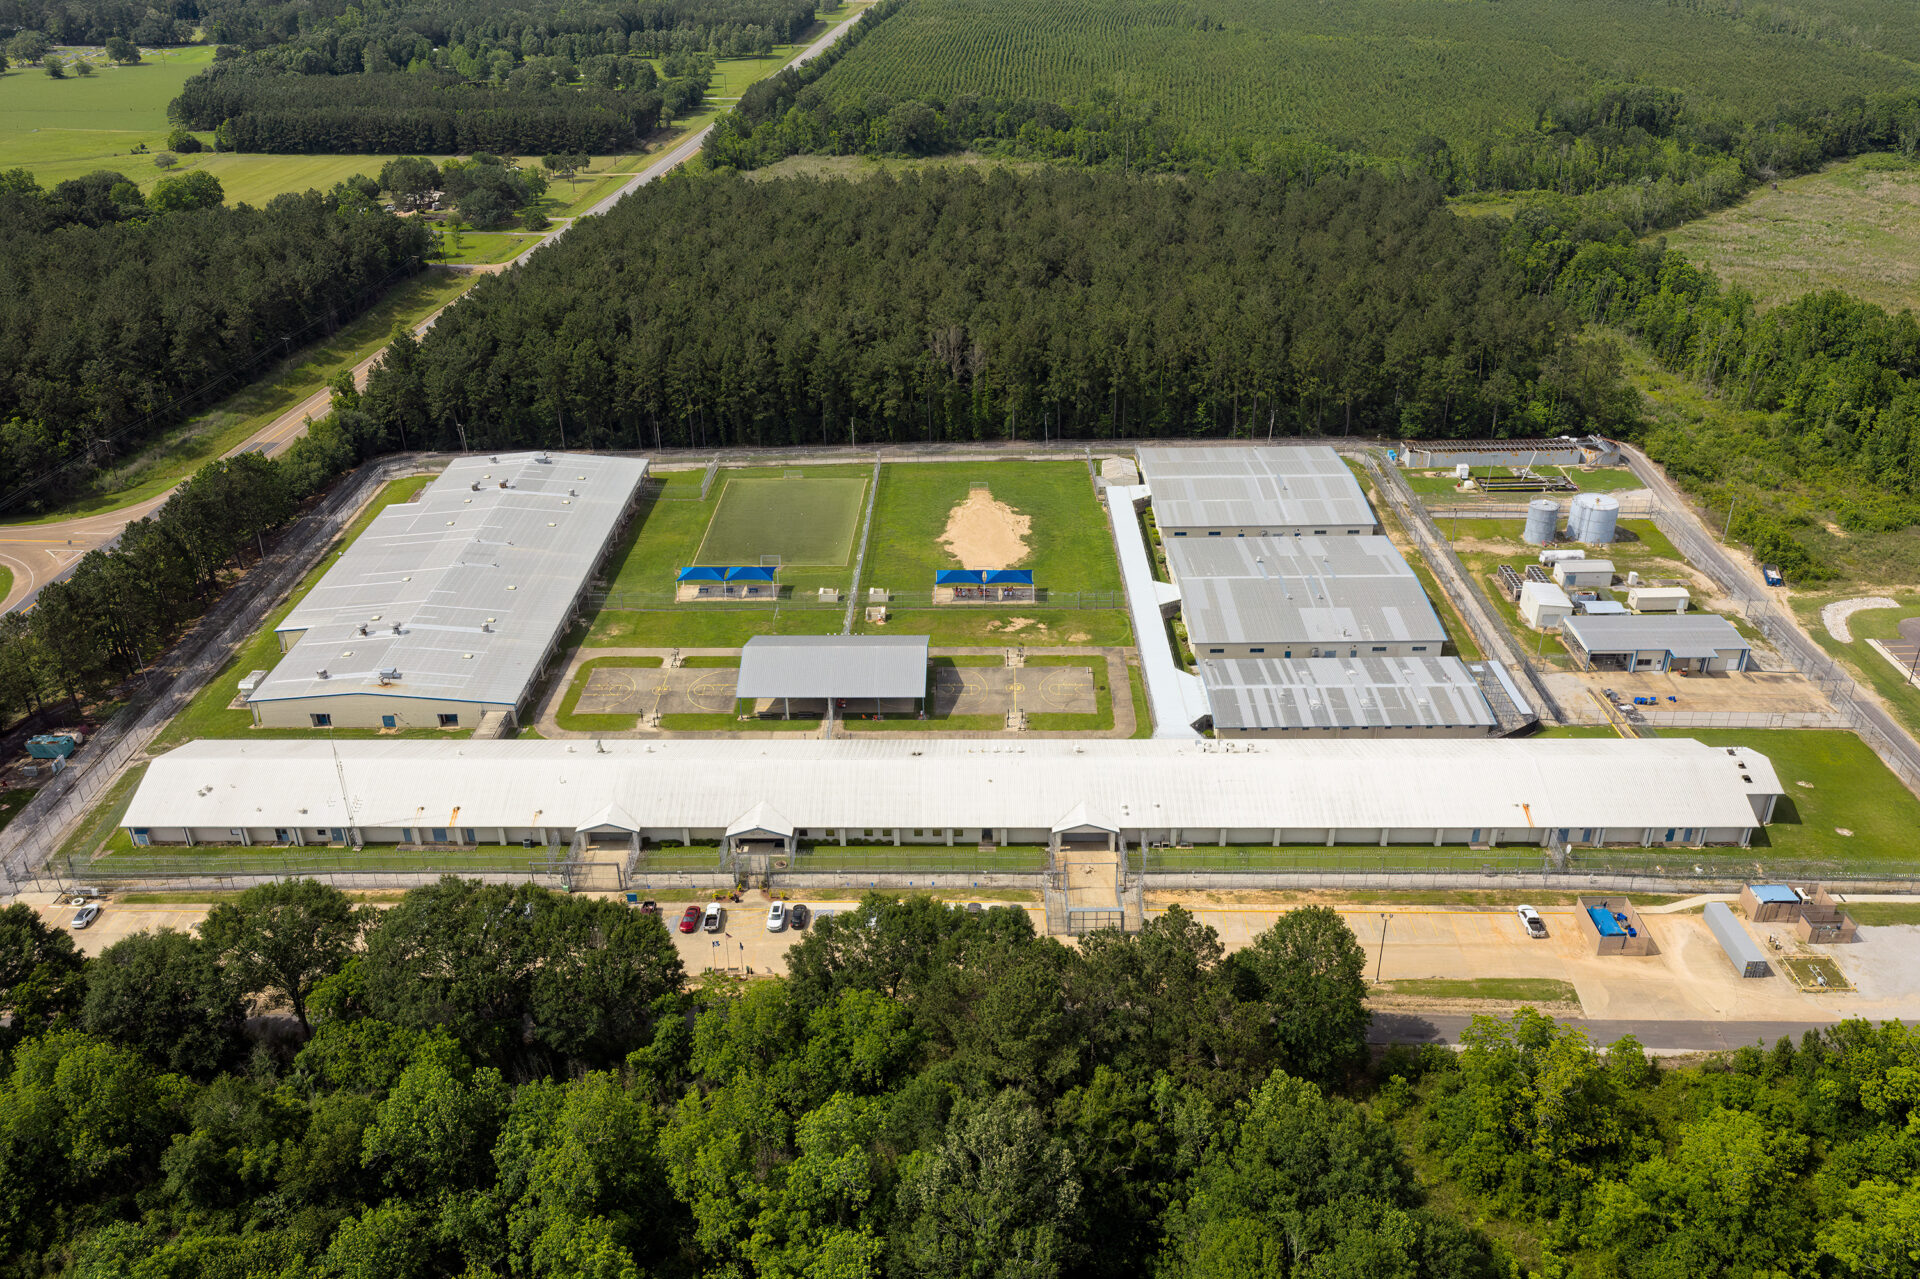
[568,488,578,497]
[358,624,369,636]
[391,622,403,635]
[498,480,509,489]
[315,668,329,680]
[377,668,400,685]
[481,622,493,633]
[470,482,481,492]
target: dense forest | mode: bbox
[358,168,1609,452]
[726,0,1920,205]
[0,170,429,510]
[0,880,1912,1278]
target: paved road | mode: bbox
[1369,1011,1848,1051]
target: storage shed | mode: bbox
[1704,901,1771,978]
[1739,883,1803,923]
[1519,580,1573,630]
[1553,559,1615,588]
[1626,586,1691,613]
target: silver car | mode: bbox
[71,903,102,929]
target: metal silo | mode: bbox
[1522,499,1559,545]
[1569,493,1619,545]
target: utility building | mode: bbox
[1165,535,1446,657]
[1561,614,1751,673]
[247,452,648,731]
[735,635,930,718]
[120,737,1786,852]
[1137,445,1379,536]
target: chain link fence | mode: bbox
[1,455,444,892]
[588,588,1125,613]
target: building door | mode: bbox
[381,715,396,728]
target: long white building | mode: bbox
[247,452,648,730]
[123,737,1784,854]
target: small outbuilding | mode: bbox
[1739,883,1803,923]
[1561,614,1751,673]
[677,565,778,601]
[1577,895,1657,956]
[735,634,930,719]
[1519,580,1574,631]
[1553,559,1615,589]
[934,568,1035,603]
[1704,901,1771,978]
[1627,586,1691,613]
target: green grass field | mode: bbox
[20,271,474,523]
[150,475,447,749]
[1405,466,1645,502]
[1379,978,1580,1004]
[1685,729,1920,867]
[696,476,868,566]
[813,0,1918,158]
[1792,592,1920,743]
[1658,154,1920,317]
[587,465,870,647]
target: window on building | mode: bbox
[438,713,459,727]
[1172,531,1186,537]
[310,713,331,727]
[1250,647,1265,654]
[1207,531,1221,537]
[132,829,150,846]
[1209,648,1224,654]
[1412,646,1427,652]
[381,715,396,729]
[1313,530,1326,535]
[431,828,449,843]
[1371,646,1386,652]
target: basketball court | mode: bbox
[1872,615,1920,687]
[929,665,1097,716]
[576,666,740,716]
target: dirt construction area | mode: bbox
[1546,667,1836,721]
[577,666,738,716]
[930,665,1096,715]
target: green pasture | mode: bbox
[0,46,210,132]
[21,271,474,523]
[697,476,869,566]
[149,475,441,749]
[1686,729,1920,867]
[434,231,544,265]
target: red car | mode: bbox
[679,905,702,934]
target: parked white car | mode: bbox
[71,903,102,930]
[766,901,787,932]
[1515,905,1548,939]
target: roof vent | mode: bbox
[378,667,400,684]
[569,488,578,497]
[358,624,368,636]
[499,480,509,489]
[470,482,481,492]
[391,622,403,635]
[315,668,329,680]
[481,622,492,633]
[490,456,499,463]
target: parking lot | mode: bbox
[1545,667,1837,721]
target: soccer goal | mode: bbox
[699,456,722,501]
[970,480,991,493]
[759,554,783,569]
[783,469,805,479]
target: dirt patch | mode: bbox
[940,489,1031,569]
[991,616,1038,633]
[1067,631,1090,643]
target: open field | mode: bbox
[1658,155,1920,316]
[587,466,870,647]
[149,475,446,749]
[433,232,544,266]
[0,45,210,133]
[1379,977,1580,1004]
[1686,729,1920,866]
[1792,591,1920,742]
[16,272,473,523]
[697,476,868,566]
[1403,465,1645,502]
[812,0,1919,157]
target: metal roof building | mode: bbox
[1165,535,1446,657]
[1199,655,1498,737]
[250,452,648,730]
[1137,445,1379,535]
[736,636,929,712]
[1561,613,1751,673]
[121,737,1784,853]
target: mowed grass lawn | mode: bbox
[586,465,868,647]
[150,476,453,749]
[1792,592,1920,744]
[856,461,1130,646]
[1684,729,1920,866]
[696,476,868,565]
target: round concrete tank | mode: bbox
[1523,499,1559,545]
[1570,492,1619,544]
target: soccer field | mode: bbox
[695,477,868,566]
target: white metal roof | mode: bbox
[1138,445,1376,531]
[735,636,930,700]
[1562,613,1748,658]
[1165,535,1445,649]
[1107,485,1208,738]
[1200,655,1497,732]
[125,737,1782,835]
[253,453,648,709]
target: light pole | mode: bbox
[1376,913,1392,984]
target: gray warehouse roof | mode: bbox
[1200,656,1497,732]
[1165,535,1446,649]
[736,635,930,700]
[1137,445,1377,531]
[252,452,648,710]
[1562,613,1749,658]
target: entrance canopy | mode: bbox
[726,801,794,840]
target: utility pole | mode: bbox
[1376,913,1392,984]
[1723,498,1737,538]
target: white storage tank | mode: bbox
[1569,492,1619,544]
[1522,499,1559,545]
[1454,463,1471,480]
